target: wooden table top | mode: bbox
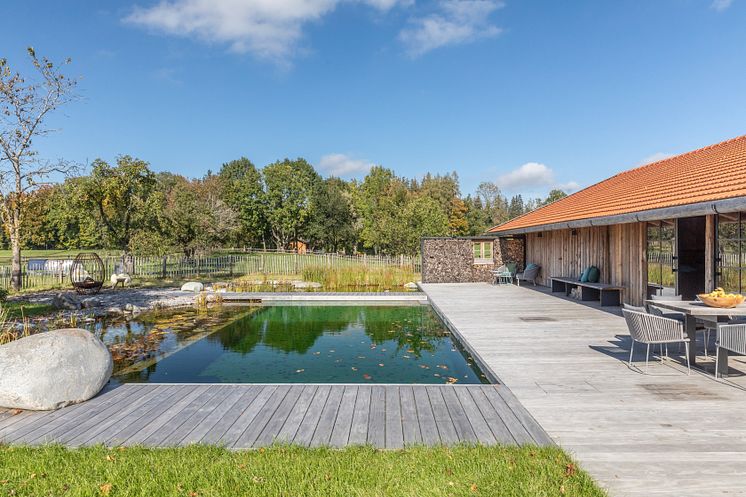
[646,299,746,316]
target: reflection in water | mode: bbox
[106,305,488,385]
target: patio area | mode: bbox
[421,282,746,497]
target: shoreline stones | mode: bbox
[180,281,204,292]
[0,328,112,410]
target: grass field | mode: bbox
[0,444,605,497]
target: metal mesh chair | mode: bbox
[623,309,691,374]
[715,323,746,378]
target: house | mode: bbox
[423,134,746,305]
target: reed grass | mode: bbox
[301,265,417,290]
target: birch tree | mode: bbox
[0,48,77,290]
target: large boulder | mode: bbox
[0,328,112,410]
[52,292,81,310]
[180,281,204,292]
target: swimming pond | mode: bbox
[91,304,489,385]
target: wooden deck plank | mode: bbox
[232,385,292,448]
[399,386,422,446]
[131,385,213,446]
[466,387,514,444]
[2,385,142,444]
[367,385,386,448]
[426,386,459,444]
[385,385,404,449]
[102,385,193,446]
[347,385,371,445]
[310,386,344,447]
[179,386,249,445]
[51,386,167,447]
[481,386,535,445]
[293,385,331,447]
[454,387,497,445]
[413,386,439,445]
[274,385,318,443]
[253,385,305,447]
[329,386,357,448]
[209,385,269,446]
[160,385,232,446]
[441,386,478,443]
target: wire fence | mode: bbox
[0,250,422,291]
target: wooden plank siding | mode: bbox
[525,222,647,305]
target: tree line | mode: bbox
[10,155,566,257]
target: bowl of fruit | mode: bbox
[697,288,746,308]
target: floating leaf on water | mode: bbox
[402,355,410,359]
[437,364,449,370]
[446,377,458,384]
[363,374,372,380]
[295,369,305,373]
[378,363,384,367]
[351,367,358,371]
[434,373,441,377]
[419,365,429,369]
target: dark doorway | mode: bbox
[676,216,706,299]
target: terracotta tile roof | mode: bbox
[489,134,746,233]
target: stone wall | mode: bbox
[421,237,525,283]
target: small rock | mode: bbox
[81,297,101,309]
[0,328,112,410]
[403,282,418,289]
[180,281,204,293]
[292,280,322,289]
[106,306,124,316]
[52,293,81,311]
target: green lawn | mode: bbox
[3,301,57,319]
[0,445,604,497]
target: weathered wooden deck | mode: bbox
[422,283,746,497]
[0,384,550,448]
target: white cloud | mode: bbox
[711,0,733,12]
[496,162,553,190]
[399,0,504,57]
[555,181,581,194]
[639,152,673,165]
[494,162,579,196]
[124,0,410,63]
[318,153,374,177]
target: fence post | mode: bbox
[161,256,167,279]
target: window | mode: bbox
[717,212,746,293]
[473,241,493,264]
[647,220,675,291]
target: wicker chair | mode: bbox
[715,323,746,378]
[515,264,540,286]
[622,309,691,374]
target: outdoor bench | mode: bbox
[550,276,624,307]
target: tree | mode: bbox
[307,177,357,253]
[81,156,158,251]
[262,158,320,249]
[354,166,409,254]
[218,157,267,248]
[543,188,568,205]
[162,175,239,256]
[448,197,469,236]
[402,195,449,255]
[508,194,525,220]
[0,48,77,290]
[475,181,509,225]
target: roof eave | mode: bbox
[490,195,746,236]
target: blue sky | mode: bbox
[2,0,745,198]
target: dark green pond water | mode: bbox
[103,305,489,384]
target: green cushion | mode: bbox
[579,267,591,282]
[525,263,537,271]
[587,266,600,283]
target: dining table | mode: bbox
[645,299,746,376]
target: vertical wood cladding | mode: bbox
[421,237,525,283]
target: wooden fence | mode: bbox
[0,251,421,291]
